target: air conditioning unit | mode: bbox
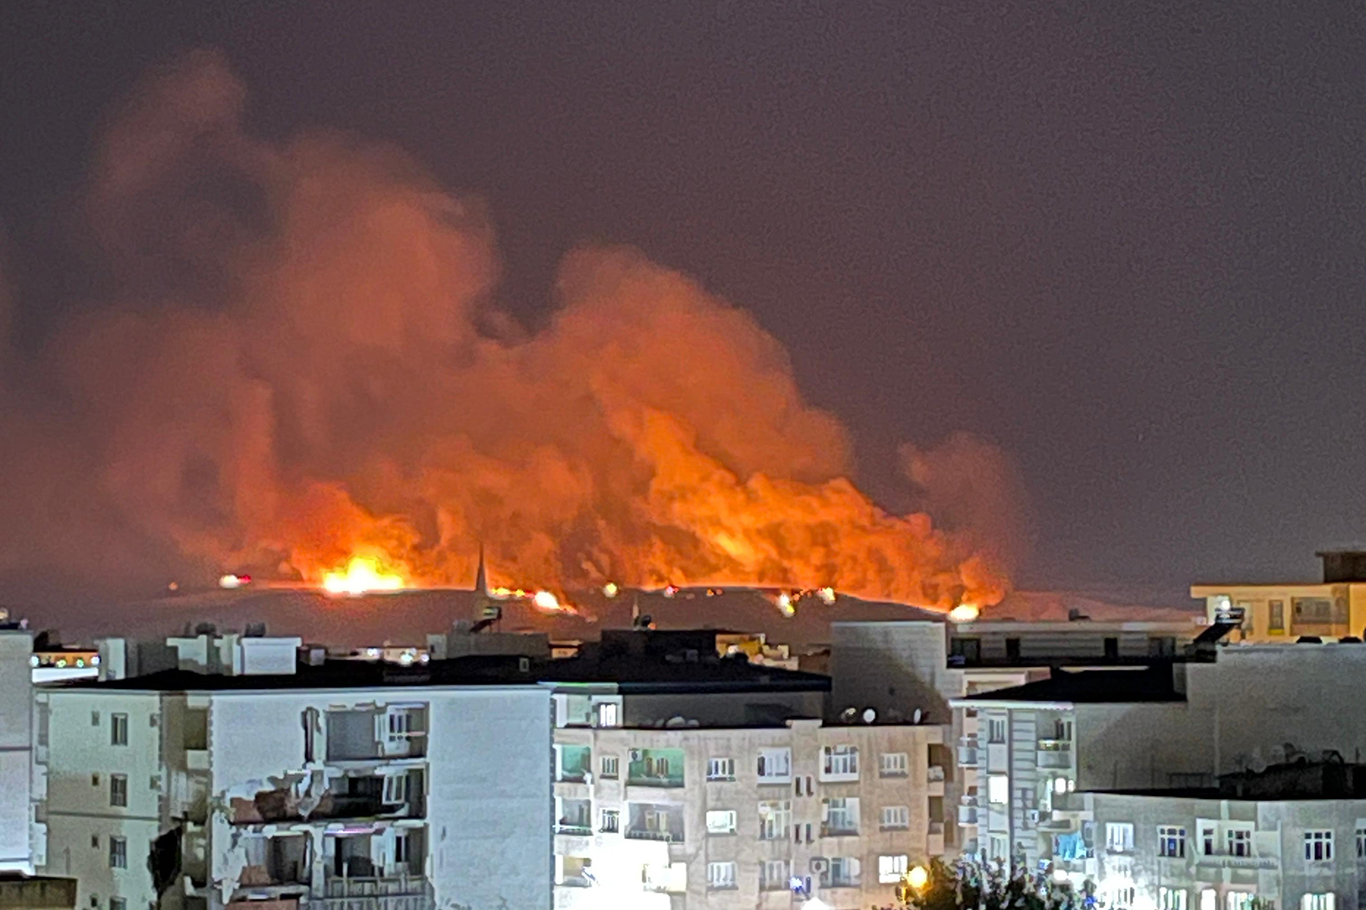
[629,749,643,761]
[1026,809,1040,823]
[810,857,829,874]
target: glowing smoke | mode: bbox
[0,51,1020,610]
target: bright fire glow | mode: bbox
[602,581,619,599]
[817,586,836,604]
[218,573,250,589]
[949,603,980,622]
[532,590,561,611]
[906,866,929,890]
[321,557,405,596]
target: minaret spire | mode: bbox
[474,541,488,596]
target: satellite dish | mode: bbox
[840,707,858,723]
[862,708,877,724]
[912,708,923,724]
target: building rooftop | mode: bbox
[956,666,1183,705]
[1094,760,1366,801]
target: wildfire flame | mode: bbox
[321,556,406,597]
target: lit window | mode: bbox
[110,714,128,746]
[596,702,619,727]
[1160,887,1189,910]
[1112,886,1136,908]
[1201,890,1217,910]
[821,797,859,835]
[1302,895,1336,910]
[881,805,910,830]
[707,757,735,781]
[879,752,909,776]
[879,854,909,884]
[1227,894,1254,910]
[1106,822,1134,853]
[706,809,737,835]
[987,774,1009,805]
[758,800,791,840]
[706,861,737,890]
[1159,826,1186,858]
[1305,830,1334,861]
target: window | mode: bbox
[1104,637,1119,659]
[950,637,981,662]
[599,808,619,833]
[599,755,618,778]
[109,774,127,808]
[91,710,100,727]
[381,772,408,805]
[1202,825,1217,855]
[987,774,1009,806]
[822,797,859,835]
[1052,718,1074,741]
[881,805,910,830]
[879,854,909,884]
[108,837,126,869]
[706,810,737,835]
[1227,827,1252,857]
[757,748,792,782]
[1112,886,1136,908]
[823,856,861,888]
[987,717,1007,743]
[1294,597,1333,625]
[760,859,789,891]
[1269,600,1285,633]
[393,831,412,864]
[1302,896,1336,910]
[706,861,737,890]
[91,773,100,787]
[110,713,128,747]
[880,752,909,777]
[1357,824,1366,858]
[758,800,791,840]
[596,702,619,727]
[707,757,735,781]
[1159,826,1186,858]
[1227,894,1255,910]
[1106,822,1135,853]
[1305,830,1334,862]
[1005,637,1021,659]
[821,745,859,780]
[1201,890,1217,910]
[110,900,126,910]
[1160,888,1189,910]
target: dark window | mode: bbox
[1103,637,1119,659]
[1005,638,1021,659]
[1148,637,1176,657]
[949,638,981,663]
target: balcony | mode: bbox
[1194,854,1277,870]
[957,803,979,826]
[1037,739,1072,770]
[326,706,428,762]
[310,873,430,910]
[957,738,981,768]
[627,802,685,843]
[229,770,425,825]
[556,797,592,836]
[557,745,592,784]
[627,748,685,788]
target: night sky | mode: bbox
[2,1,1363,605]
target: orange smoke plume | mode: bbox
[0,51,1019,610]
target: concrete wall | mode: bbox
[829,622,957,723]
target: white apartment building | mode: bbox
[1068,762,1366,910]
[542,629,949,909]
[37,645,553,910]
[1,622,40,875]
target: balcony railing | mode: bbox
[626,828,684,843]
[958,804,979,826]
[555,824,592,836]
[307,873,431,910]
[957,738,981,768]
[928,765,946,782]
[821,824,860,838]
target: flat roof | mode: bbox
[955,667,1183,706]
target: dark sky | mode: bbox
[2,0,1363,604]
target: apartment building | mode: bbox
[544,629,949,909]
[1,620,41,876]
[36,640,552,910]
[1069,760,1366,910]
[1191,550,1366,642]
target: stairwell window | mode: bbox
[596,702,619,727]
[1106,822,1134,853]
[880,752,909,777]
[1158,826,1186,858]
[1305,830,1334,862]
[599,808,619,833]
[110,714,128,747]
[706,861,737,890]
[601,755,618,779]
[1356,824,1366,858]
[987,718,1008,743]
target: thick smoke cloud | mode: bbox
[0,51,1019,609]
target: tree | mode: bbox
[881,858,1092,910]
